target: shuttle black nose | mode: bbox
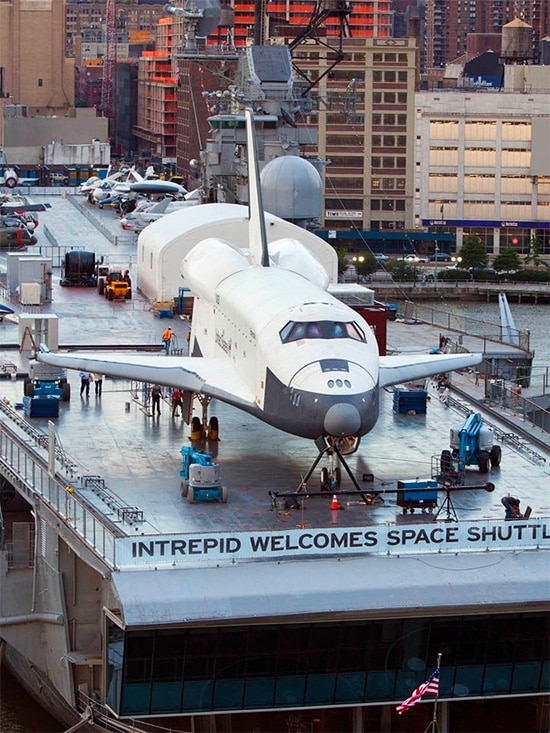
[323,403,361,437]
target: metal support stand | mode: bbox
[434,484,458,522]
[297,438,373,505]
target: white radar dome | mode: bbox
[260,156,322,220]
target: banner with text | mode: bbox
[114,518,550,569]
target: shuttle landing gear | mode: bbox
[300,436,377,504]
[189,394,218,441]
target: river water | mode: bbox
[397,300,549,367]
[1,300,548,732]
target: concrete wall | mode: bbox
[3,108,109,166]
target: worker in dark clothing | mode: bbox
[151,384,162,416]
[501,495,522,520]
[80,371,91,398]
[94,373,103,397]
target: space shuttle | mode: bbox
[38,109,481,446]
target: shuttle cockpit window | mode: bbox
[280,321,366,344]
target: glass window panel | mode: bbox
[106,623,124,713]
[150,681,182,713]
[121,683,150,715]
[512,662,542,692]
[453,665,483,697]
[275,675,306,706]
[305,673,336,704]
[541,661,549,691]
[185,630,217,656]
[244,677,276,708]
[213,678,245,709]
[336,671,366,703]
[366,670,395,701]
[183,679,212,711]
[483,664,512,695]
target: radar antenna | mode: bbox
[288,0,353,94]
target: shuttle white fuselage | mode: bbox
[39,109,482,443]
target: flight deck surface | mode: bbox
[1,193,549,542]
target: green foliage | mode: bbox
[335,248,348,275]
[356,252,377,277]
[507,269,549,283]
[524,236,547,269]
[458,233,488,268]
[492,246,522,273]
[436,268,470,281]
[384,259,415,281]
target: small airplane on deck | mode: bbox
[38,109,482,484]
[0,168,39,188]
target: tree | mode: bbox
[356,252,377,278]
[385,259,415,281]
[492,246,522,273]
[335,248,348,276]
[458,234,488,269]
[524,235,548,269]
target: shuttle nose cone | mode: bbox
[324,403,361,437]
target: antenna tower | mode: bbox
[101,0,117,136]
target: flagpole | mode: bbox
[424,653,442,733]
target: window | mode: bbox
[372,136,381,147]
[372,114,381,125]
[280,321,366,344]
[373,71,383,82]
[384,71,396,83]
[383,114,395,126]
[383,137,394,147]
[398,71,408,82]
[38,78,43,87]
[373,93,382,104]
[384,92,395,104]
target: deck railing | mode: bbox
[0,411,119,569]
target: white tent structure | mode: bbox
[136,203,338,303]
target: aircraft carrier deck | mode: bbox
[0,194,549,732]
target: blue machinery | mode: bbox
[180,446,227,504]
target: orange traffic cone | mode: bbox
[331,494,339,510]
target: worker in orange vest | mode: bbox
[162,326,173,354]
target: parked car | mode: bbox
[400,254,428,263]
[430,252,452,262]
[469,267,498,280]
[372,252,388,262]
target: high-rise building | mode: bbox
[0,0,75,116]
[415,67,550,255]
[425,0,550,70]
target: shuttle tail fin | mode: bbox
[245,108,270,267]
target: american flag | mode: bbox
[396,667,440,715]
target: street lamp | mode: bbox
[352,255,365,282]
[433,243,439,281]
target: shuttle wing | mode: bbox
[37,351,257,410]
[378,352,482,389]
